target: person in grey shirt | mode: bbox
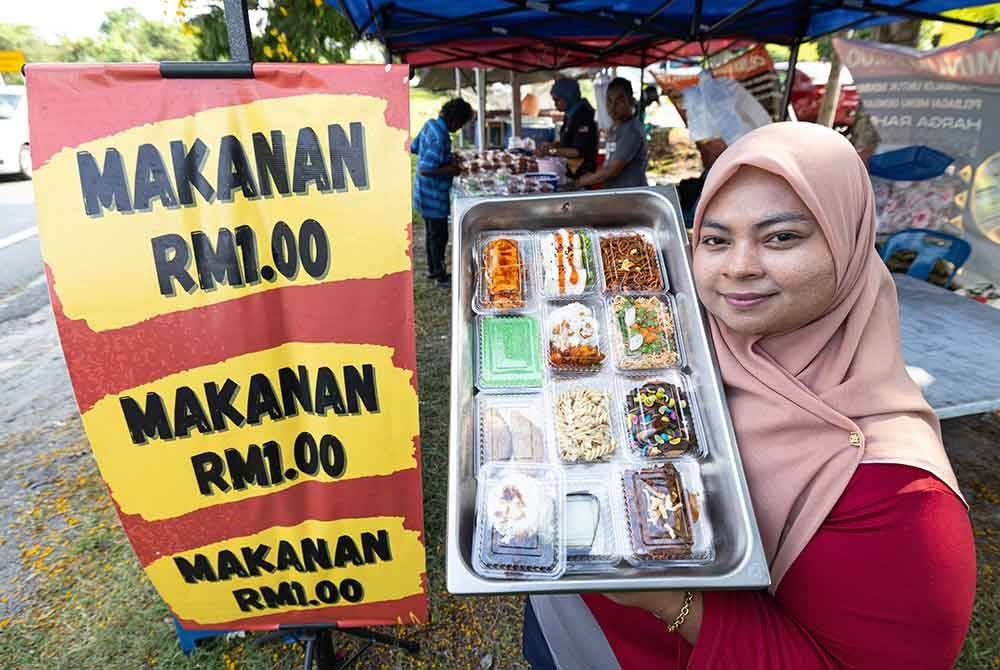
[576,77,648,189]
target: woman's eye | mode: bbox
[767,232,801,244]
[701,236,728,246]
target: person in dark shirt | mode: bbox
[576,78,648,189]
[536,78,597,179]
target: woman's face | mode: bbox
[693,167,837,338]
[552,95,568,112]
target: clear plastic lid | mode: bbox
[473,231,536,315]
[564,474,623,574]
[476,394,549,472]
[547,379,622,464]
[607,293,685,371]
[543,298,608,375]
[621,460,715,568]
[617,372,706,461]
[477,315,544,391]
[596,228,669,294]
[535,228,598,299]
[473,463,566,580]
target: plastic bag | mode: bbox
[682,71,771,145]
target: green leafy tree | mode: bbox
[0,24,60,62]
[183,0,356,63]
[81,8,198,62]
[0,9,196,65]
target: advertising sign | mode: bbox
[25,63,427,630]
[835,35,1000,283]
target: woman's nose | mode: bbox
[723,242,764,279]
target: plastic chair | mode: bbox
[879,229,971,287]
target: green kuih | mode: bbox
[479,316,544,388]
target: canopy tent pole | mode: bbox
[456,68,465,148]
[779,40,801,121]
[510,71,523,139]
[639,49,648,125]
[476,68,487,152]
[160,0,252,77]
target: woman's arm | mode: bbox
[593,465,975,669]
[575,159,627,187]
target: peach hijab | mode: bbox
[692,122,964,591]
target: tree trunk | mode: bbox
[816,40,844,127]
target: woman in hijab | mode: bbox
[537,78,598,180]
[523,123,975,669]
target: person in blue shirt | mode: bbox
[411,98,474,288]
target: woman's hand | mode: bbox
[602,590,704,644]
[603,589,687,621]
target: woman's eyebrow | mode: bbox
[754,212,812,228]
[701,221,728,231]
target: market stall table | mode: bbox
[896,273,1000,419]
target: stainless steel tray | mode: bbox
[447,187,770,594]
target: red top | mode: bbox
[582,464,975,669]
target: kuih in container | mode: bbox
[608,293,683,371]
[549,379,621,464]
[545,299,607,373]
[474,232,533,314]
[597,228,667,294]
[619,373,703,460]
[477,394,548,470]
[564,475,622,573]
[477,315,544,390]
[537,228,597,298]
[621,460,714,567]
[473,463,566,579]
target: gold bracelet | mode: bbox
[666,591,694,633]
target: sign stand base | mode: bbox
[257,625,420,669]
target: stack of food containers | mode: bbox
[470,223,715,580]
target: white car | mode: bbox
[0,86,30,178]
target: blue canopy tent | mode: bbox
[325,0,997,135]
[329,0,998,65]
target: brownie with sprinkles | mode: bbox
[624,381,697,458]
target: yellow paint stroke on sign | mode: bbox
[954,191,968,209]
[81,342,419,521]
[33,93,411,332]
[145,516,425,625]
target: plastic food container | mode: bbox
[473,231,536,315]
[597,228,669,294]
[621,460,714,568]
[536,228,598,299]
[477,315,544,391]
[547,378,623,464]
[564,474,623,574]
[618,372,706,461]
[543,298,608,375]
[473,463,567,579]
[607,293,685,371]
[476,394,549,472]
